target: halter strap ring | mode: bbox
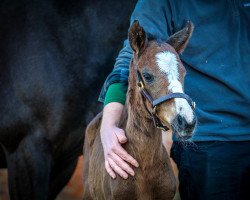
[137,81,144,89]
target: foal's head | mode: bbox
[128,20,196,139]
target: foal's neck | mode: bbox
[122,84,163,161]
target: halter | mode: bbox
[136,70,196,131]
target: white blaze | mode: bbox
[156,52,194,123]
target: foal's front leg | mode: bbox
[154,157,177,200]
[109,176,136,200]
[3,129,52,200]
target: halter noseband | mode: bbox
[136,70,196,131]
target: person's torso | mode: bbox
[169,0,250,140]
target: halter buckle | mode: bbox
[152,106,156,114]
[137,81,144,89]
[157,125,168,131]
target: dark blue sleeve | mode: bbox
[98,0,173,103]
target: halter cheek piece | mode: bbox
[136,70,196,131]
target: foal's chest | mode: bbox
[110,166,175,200]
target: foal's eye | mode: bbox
[142,72,154,83]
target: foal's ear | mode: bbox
[167,21,194,54]
[129,20,148,55]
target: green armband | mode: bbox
[104,83,127,106]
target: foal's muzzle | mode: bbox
[172,114,197,139]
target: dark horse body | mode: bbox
[0,0,137,199]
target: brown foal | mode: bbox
[83,20,196,200]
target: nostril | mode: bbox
[177,115,185,127]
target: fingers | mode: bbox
[107,157,128,179]
[110,152,135,176]
[105,160,116,179]
[100,125,139,180]
[115,129,127,144]
[113,145,139,168]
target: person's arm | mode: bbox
[100,0,173,179]
[104,83,126,106]
[101,83,138,179]
[98,0,173,103]
[100,102,139,179]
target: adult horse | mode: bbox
[0,0,137,199]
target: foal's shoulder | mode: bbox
[85,112,102,148]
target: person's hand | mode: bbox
[100,102,139,179]
[101,125,139,179]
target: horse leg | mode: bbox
[4,130,52,200]
[0,145,7,168]
[47,157,78,200]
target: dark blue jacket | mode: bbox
[99,0,250,141]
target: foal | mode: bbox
[83,21,196,200]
